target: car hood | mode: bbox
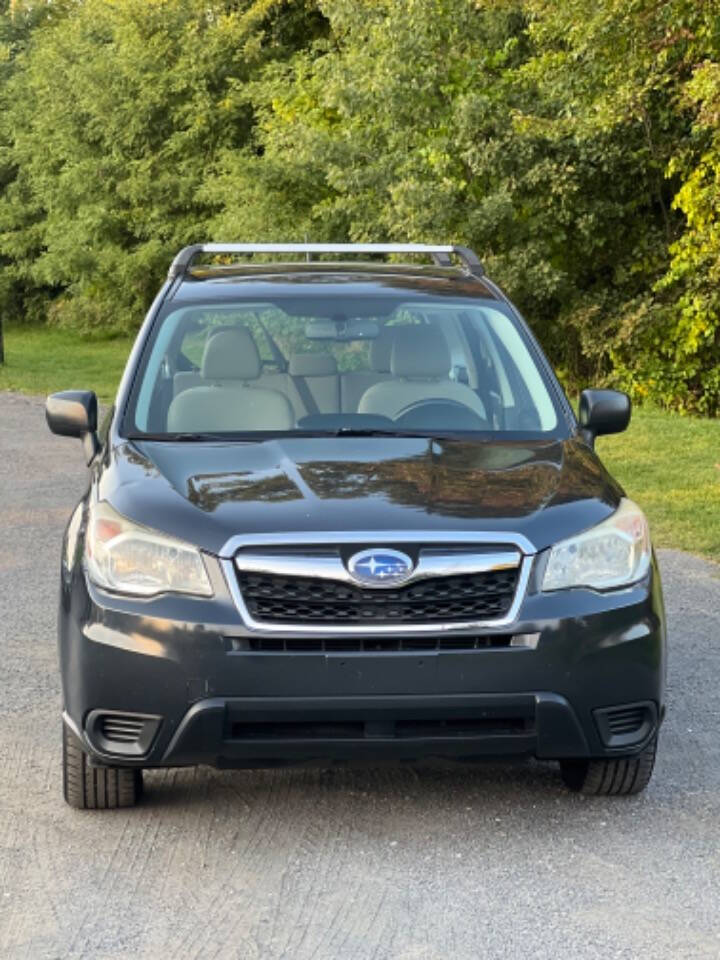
[100,435,623,556]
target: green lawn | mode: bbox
[1,323,718,562]
[0,324,134,403]
[597,408,720,563]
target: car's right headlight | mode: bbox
[542,498,651,592]
[85,500,212,598]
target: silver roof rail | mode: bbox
[167,242,484,281]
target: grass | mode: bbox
[0,324,134,403]
[1,323,718,562]
[598,407,720,563]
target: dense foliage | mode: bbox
[0,0,718,411]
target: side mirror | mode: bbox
[578,388,631,446]
[46,390,100,463]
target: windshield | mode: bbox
[125,294,563,439]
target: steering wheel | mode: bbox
[393,399,488,431]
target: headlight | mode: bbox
[542,498,651,591]
[85,500,212,597]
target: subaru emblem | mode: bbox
[347,548,414,588]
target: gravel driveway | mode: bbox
[1,391,718,960]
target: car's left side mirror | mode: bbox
[46,390,100,464]
[578,388,631,446]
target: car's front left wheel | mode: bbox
[62,724,143,809]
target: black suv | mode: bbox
[46,243,665,809]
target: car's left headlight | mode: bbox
[542,498,651,592]
[85,500,213,598]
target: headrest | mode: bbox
[202,327,261,381]
[390,326,451,379]
[369,326,398,373]
[288,353,337,377]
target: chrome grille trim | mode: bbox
[219,529,536,558]
[220,531,534,635]
[234,549,522,589]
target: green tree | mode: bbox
[0,0,325,334]
[206,0,687,387]
[628,60,720,414]
[519,0,720,410]
[0,0,71,356]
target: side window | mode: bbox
[482,309,557,431]
[482,327,535,430]
[467,317,514,407]
[426,313,471,384]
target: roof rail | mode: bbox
[167,243,484,282]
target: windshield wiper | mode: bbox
[127,429,477,442]
[127,432,248,442]
[332,427,458,440]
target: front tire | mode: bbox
[63,724,142,809]
[560,735,657,796]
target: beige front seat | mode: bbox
[167,328,294,432]
[173,325,245,398]
[357,326,487,422]
[173,370,202,397]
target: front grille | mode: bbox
[229,715,533,741]
[233,634,515,652]
[237,569,519,625]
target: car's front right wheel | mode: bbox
[559,735,657,796]
[62,724,143,809]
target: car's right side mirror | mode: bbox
[578,388,631,446]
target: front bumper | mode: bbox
[59,555,666,769]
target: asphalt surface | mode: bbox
[1,390,719,960]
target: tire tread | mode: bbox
[62,725,142,810]
[560,736,657,797]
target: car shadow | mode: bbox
[138,757,578,812]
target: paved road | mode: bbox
[1,391,719,960]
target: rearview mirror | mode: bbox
[578,389,631,445]
[46,390,99,463]
[305,318,379,341]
